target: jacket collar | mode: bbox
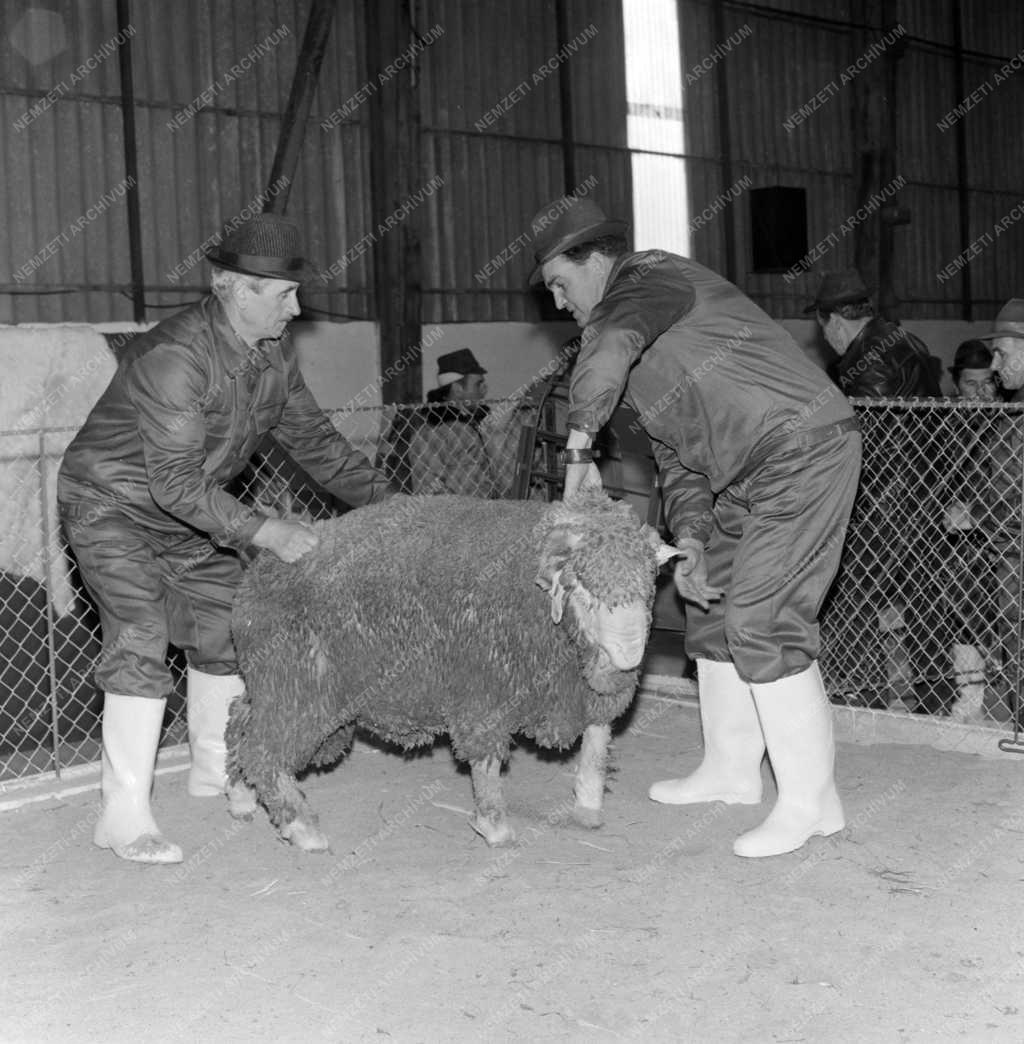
[202,294,287,378]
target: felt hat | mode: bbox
[948,339,993,377]
[437,348,486,386]
[803,269,873,314]
[528,197,629,285]
[977,298,1024,341]
[206,213,314,282]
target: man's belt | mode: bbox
[792,415,861,449]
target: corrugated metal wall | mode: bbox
[681,0,1024,319]
[0,0,371,324]
[418,0,630,322]
[1,0,1021,325]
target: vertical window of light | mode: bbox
[622,0,688,256]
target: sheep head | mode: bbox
[534,490,681,683]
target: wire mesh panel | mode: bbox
[356,399,540,499]
[822,399,1024,738]
[0,400,540,785]
[4,398,1022,785]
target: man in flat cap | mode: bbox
[805,269,940,397]
[59,213,393,864]
[529,195,862,859]
[407,348,501,496]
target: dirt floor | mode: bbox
[2,690,1023,1044]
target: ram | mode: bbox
[226,490,676,850]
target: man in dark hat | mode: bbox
[58,212,393,864]
[949,339,998,402]
[805,269,940,397]
[407,348,501,496]
[530,195,862,859]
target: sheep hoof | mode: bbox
[227,781,258,821]
[280,817,330,852]
[471,814,515,847]
[571,805,603,830]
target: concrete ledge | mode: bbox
[635,676,1022,761]
[0,743,189,812]
[4,683,1020,812]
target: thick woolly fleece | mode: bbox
[226,491,658,828]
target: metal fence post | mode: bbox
[36,431,63,778]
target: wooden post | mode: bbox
[115,0,145,322]
[555,0,577,191]
[264,0,337,214]
[365,0,423,405]
[951,0,972,321]
[712,0,737,284]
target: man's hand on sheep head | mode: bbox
[672,537,724,611]
[251,517,319,564]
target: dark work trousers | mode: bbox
[61,502,243,699]
[684,429,862,684]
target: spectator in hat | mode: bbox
[925,338,1002,722]
[949,339,998,403]
[806,270,941,397]
[529,194,862,859]
[58,213,394,865]
[805,271,939,710]
[983,298,1024,398]
[407,348,502,497]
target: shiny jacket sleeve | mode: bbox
[567,259,696,433]
[271,362,395,507]
[126,344,268,549]
[651,437,715,545]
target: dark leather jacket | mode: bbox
[58,296,392,548]
[833,316,939,398]
[567,251,855,543]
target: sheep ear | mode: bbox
[655,543,683,567]
[643,524,682,567]
[547,571,568,623]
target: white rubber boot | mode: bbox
[187,667,244,797]
[93,693,183,864]
[733,661,844,858]
[648,658,765,805]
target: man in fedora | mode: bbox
[405,347,501,496]
[983,298,1024,395]
[804,269,940,397]
[529,195,862,859]
[58,212,393,864]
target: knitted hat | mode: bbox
[528,197,628,285]
[437,348,486,386]
[206,213,313,282]
[803,269,873,314]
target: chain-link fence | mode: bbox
[2,397,1022,786]
[0,400,539,785]
[821,399,1024,741]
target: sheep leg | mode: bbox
[469,755,515,847]
[273,770,330,853]
[226,779,258,821]
[572,723,611,829]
